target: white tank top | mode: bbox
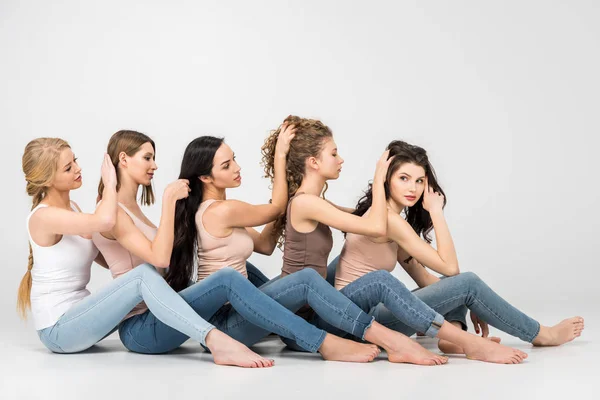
[28,202,98,330]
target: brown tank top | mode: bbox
[281,193,334,279]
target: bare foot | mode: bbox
[532,317,585,346]
[319,334,380,363]
[438,337,501,355]
[463,337,528,364]
[205,329,274,368]
[384,333,448,366]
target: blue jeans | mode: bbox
[243,263,446,352]
[325,257,468,330]
[327,256,541,342]
[37,264,216,353]
[119,265,384,354]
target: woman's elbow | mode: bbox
[445,264,460,276]
[368,224,387,238]
[153,257,171,269]
[98,216,116,232]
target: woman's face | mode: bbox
[208,143,242,188]
[388,162,426,208]
[121,142,157,186]
[50,148,82,191]
[316,137,344,180]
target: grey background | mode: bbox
[1,0,598,387]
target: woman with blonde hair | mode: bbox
[260,116,529,364]
[18,138,274,365]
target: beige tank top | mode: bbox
[196,199,252,281]
[92,203,157,318]
[335,208,399,289]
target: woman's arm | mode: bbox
[386,182,459,276]
[109,179,190,268]
[325,199,355,213]
[29,155,118,238]
[396,246,440,288]
[203,124,296,237]
[293,150,393,237]
[246,222,278,255]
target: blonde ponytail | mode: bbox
[18,138,70,319]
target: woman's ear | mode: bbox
[118,151,128,168]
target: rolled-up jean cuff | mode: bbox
[424,313,445,338]
[358,315,376,341]
[199,325,217,347]
[526,321,541,343]
[340,303,376,339]
[305,330,328,353]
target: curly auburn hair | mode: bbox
[260,115,333,248]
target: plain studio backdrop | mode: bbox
[0,1,598,399]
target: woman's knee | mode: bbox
[457,271,482,287]
[296,267,321,282]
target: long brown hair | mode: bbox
[261,115,333,248]
[353,140,446,260]
[98,130,156,205]
[18,138,71,318]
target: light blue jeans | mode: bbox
[37,264,216,353]
[118,267,374,354]
[325,256,541,342]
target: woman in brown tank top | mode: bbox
[329,140,584,353]
[261,116,531,364]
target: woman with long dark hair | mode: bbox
[326,140,584,353]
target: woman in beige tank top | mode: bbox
[261,116,532,364]
[328,140,584,353]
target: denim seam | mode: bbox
[40,327,66,353]
[344,280,436,330]
[54,278,143,327]
[430,293,535,341]
[137,277,214,344]
[207,282,318,352]
[123,330,153,353]
[270,283,363,331]
[227,287,320,352]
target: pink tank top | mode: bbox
[92,203,157,318]
[195,199,252,281]
[335,208,399,289]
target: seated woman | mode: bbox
[329,139,584,353]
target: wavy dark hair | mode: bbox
[353,140,446,250]
[165,136,224,292]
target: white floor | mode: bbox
[1,313,596,400]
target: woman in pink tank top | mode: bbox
[328,140,584,353]
[261,116,533,364]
